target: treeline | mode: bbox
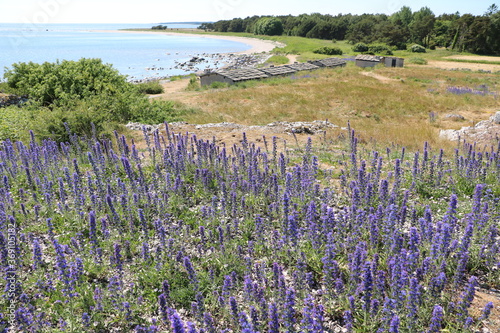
[198,4,500,54]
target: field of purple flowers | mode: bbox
[0,124,499,332]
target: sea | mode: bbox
[0,23,252,81]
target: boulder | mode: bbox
[492,111,500,124]
[444,113,465,121]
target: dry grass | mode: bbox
[169,64,499,151]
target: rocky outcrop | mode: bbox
[439,112,500,143]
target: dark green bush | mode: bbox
[135,81,164,94]
[313,46,343,55]
[367,43,394,55]
[352,43,369,52]
[408,57,428,65]
[410,44,427,53]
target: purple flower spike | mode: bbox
[427,305,444,333]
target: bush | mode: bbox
[186,76,200,91]
[4,58,131,106]
[135,81,164,94]
[410,44,426,53]
[0,105,32,141]
[408,57,428,65]
[3,58,184,141]
[352,43,369,52]
[367,43,394,55]
[313,46,343,56]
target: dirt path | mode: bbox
[148,78,201,105]
[287,54,299,63]
[360,71,398,83]
[444,55,500,62]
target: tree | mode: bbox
[410,7,436,47]
[228,18,244,32]
[253,17,284,36]
[391,6,413,27]
[485,3,499,16]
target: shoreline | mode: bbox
[95,29,284,55]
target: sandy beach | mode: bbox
[98,29,284,54]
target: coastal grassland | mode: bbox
[264,54,290,65]
[179,64,499,150]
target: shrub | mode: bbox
[3,58,185,141]
[4,58,131,106]
[408,57,428,65]
[367,43,394,55]
[313,46,343,56]
[410,44,426,53]
[352,43,369,52]
[186,76,200,91]
[135,81,164,94]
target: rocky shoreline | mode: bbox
[129,52,271,83]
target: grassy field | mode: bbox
[165,63,499,151]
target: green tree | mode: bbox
[253,17,284,36]
[391,6,413,27]
[410,7,436,47]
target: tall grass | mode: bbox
[183,65,499,150]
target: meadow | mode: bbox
[1,31,500,332]
[0,118,499,332]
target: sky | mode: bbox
[1,0,496,24]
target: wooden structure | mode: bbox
[355,55,383,68]
[200,68,269,86]
[260,65,297,77]
[308,57,347,68]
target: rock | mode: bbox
[491,111,500,124]
[444,113,465,121]
[439,129,461,141]
[125,122,160,133]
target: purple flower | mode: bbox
[479,302,494,321]
[268,303,279,333]
[343,310,353,332]
[82,312,90,327]
[32,238,43,269]
[170,310,186,333]
[389,315,400,333]
[427,305,444,333]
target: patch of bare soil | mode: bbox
[444,55,500,62]
[360,71,399,83]
[423,60,500,72]
[286,54,299,64]
[471,289,500,332]
[148,78,203,107]
[129,121,347,155]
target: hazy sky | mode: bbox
[1,0,496,23]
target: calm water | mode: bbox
[0,23,251,80]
